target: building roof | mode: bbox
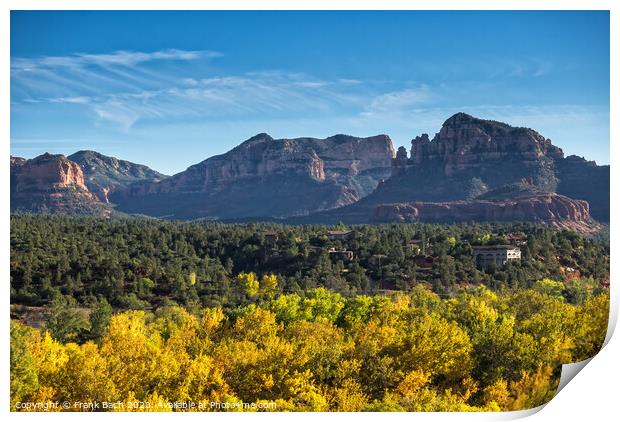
[472,245,520,250]
[327,230,353,236]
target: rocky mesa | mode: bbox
[10,153,110,217]
[9,112,609,228]
[386,112,564,201]
[325,112,608,224]
[114,133,395,219]
[12,152,89,191]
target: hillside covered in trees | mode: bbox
[10,215,609,310]
[9,215,610,412]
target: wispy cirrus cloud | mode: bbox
[11,49,377,131]
[11,48,218,71]
[11,48,219,106]
[9,48,570,139]
[87,73,367,131]
[361,86,435,118]
[48,96,92,104]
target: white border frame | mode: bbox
[2,2,616,421]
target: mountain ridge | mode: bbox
[68,150,168,203]
[10,113,609,228]
[112,132,395,219]
[317,112,608,223]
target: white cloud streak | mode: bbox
[361,86,434,117]
[11,49,376,130]
[11,49,218,71]
[10,48,570,137]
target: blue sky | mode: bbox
[11,11,610,175]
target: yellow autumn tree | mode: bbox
[260,274,278,296]
[99,311,161,401]
[237,272,259,296]
[9,285,611,413]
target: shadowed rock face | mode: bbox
[10,153,110,217]
[68,150,168,203]
[327,112,608,224]
[410,112,564,172]
[371,193,592,224]
[114,133,395,219]
[8,112,608,227]
[381,113,564,202]
[554,155,609,222]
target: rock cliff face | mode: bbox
[9,112,608,226]
[410,112,564,172]
[10,153,110,216]
[10,157,27,167]
[339,112,608,221]
[384,112,563,201]
[68,150,168,203]
[115,133,394,219]
[371,193,591,224]
[12,153,89,191]
[304,113,607,226]
[554,155,609,221]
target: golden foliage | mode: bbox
[10,287,609,412]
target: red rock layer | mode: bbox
[371,193,591,225]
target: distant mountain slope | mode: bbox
[114,133,395,219]
[68,150,168,203]
[9,112,608,226]
[554,155,609,221]
[312,112,608,224]
[10,153,110,217]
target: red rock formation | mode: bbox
[10,156,27,167]
[371,193,592,226]
[410,113,564,177]
[12,153,89,191]
[10,153,110,216]
[391,146,409,176]
[339,112,572,217]
[135,133,394,196]
[116,133,395,219]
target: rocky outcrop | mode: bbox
[554,155,610,221]
[10,157,27,167]
[11,153,110,216]
[114,133,395,219]
[410,112,564,174]
[371,193,592,225]
[377,113,564,202]
[407,113,609,220]
[391,146,409,176]
[332,112,608,221]
[68,150,168,203]
[9,112,608,226]
[305,113,607,226]
[11,153,89,191]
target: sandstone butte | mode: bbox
[9,113,609,232]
